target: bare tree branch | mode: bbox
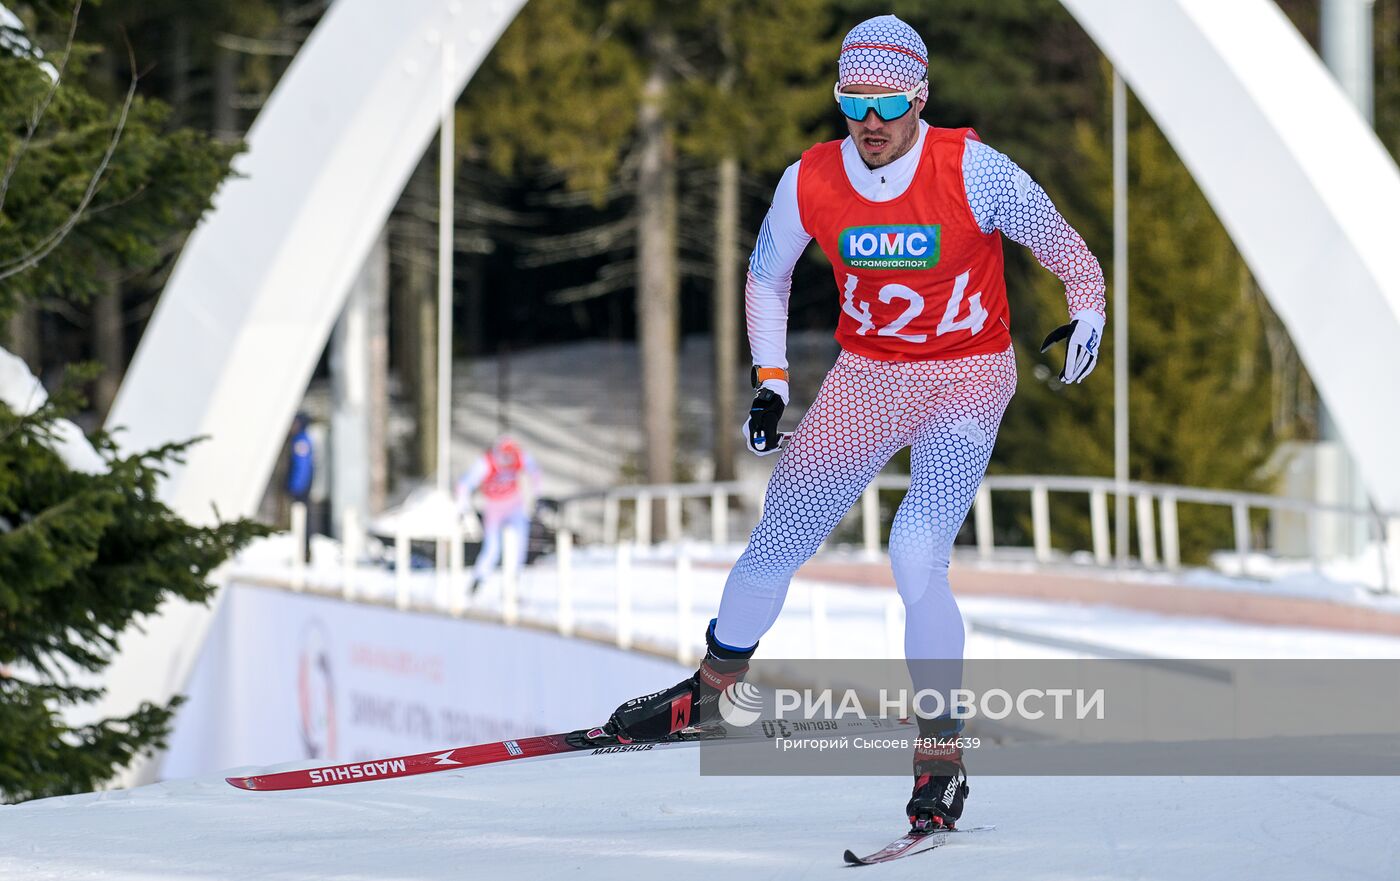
[0,37,135,282]
[0,0,82,215]
[35,294,87,325]
[82,183,149,219]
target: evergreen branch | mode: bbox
[522,182,629,208]
[0,41,135,281]
[0,0,81,216]
[394,195,544,229]
[212,33,301,57]
[549,261,636,304]
[516,215,636,267]
[82,183,151,219]
[28,296,87,326]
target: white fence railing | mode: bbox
[556,481,750,548]
[285,474,1399,598]
[553,474,1400,591]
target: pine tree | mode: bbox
[0,383,267,803]
[2,0,274,415]
[0,5,239,318]
[0,4,265,802]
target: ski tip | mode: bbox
[842,849,863,866]
[225,776,255,790]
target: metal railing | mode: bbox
[557,480,751,548]
[555,474,1399,590]
[283,474,1398,597]
[261,475,1400,662]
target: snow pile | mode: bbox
[0,346,105,474]
[1,3,58,79]
[368,484,483,541]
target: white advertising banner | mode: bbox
[162,583,687,778]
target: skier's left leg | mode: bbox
[890,354,1015,831]
[505,506,531,572]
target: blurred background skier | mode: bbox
[456,436,542,595]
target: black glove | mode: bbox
[744,388,786,456]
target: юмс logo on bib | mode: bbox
[839,225,941,270]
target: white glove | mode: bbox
[1040,311,1104,384]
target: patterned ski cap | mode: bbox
[837,15,929,102]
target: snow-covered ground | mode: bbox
[3,744,1397,880]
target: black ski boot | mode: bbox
[603,620,756,741]
[905,719,969,833]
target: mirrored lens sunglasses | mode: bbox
[833,82,925,122]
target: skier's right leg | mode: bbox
[606,353,911,740]
[713,353,913,648]
[602,619,755,741]
[470,512,504,592]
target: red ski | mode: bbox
[227,727,684,791]
[843,825,995,866]
[227,716,915,792]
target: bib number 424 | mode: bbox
[841,271,988,343]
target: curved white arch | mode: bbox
[94,0,525,781]
[1060,0,1400,511]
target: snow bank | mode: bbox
[0,346,105,474]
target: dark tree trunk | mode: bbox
[636,58,679,496]
[6,303,41,374]
[92,280,123,421]
[712,155,741,482]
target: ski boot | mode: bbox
[603,619,756,741]
[905,719,969,833]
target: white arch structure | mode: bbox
[1060,0,1400,510]
[100,0,1400,777]
[95,0,526,775]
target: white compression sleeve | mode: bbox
[962,138,1107,321]
[745,161,812,396]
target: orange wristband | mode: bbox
[751,366,789,388]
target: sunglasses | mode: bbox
[833,82,925,122]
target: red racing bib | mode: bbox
[482,450,522,500]
[796,127,1011,361]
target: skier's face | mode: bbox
[842,84,924,169]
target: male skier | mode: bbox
[604,15,1106,832]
